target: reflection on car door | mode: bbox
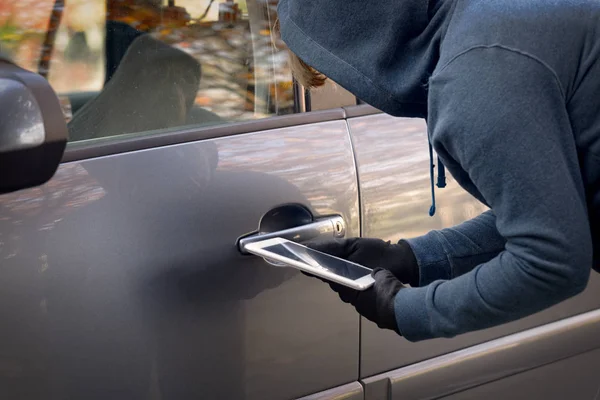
[0,118,362,399]
[0,1,367,398]
[347,110,600,399]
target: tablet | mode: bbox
[244,237,375,290]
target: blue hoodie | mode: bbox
[278,0,600,341]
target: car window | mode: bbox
[0,0,302,143]
[309,79,357,111]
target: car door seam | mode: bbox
[344,117,364,381]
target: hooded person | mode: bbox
[278,0,600,341]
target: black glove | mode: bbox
[327,268,405,334]
[307,238,419,286]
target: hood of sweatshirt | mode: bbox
[278,0,453,214]
[277,0,453,118]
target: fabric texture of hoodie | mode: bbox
[278,0,600,341]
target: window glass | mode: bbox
[0,0,295,142]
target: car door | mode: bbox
[347,108,600,399]
[0,1,363,399]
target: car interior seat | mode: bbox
[68,34,203,141]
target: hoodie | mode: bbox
[278,0,600,341]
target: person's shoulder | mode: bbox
[438,0,600,78]
[448,0,599,33]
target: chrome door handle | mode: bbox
[237,216,346,254]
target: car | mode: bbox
[1,1,600,399]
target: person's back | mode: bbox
[278,0,600,341]
[441,0,600,268]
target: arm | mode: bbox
[407,210,506,286]
[395,47,592,341]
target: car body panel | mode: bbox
[0,120,360,400]
[347,113,600,381]
[361,308,600,400]
[2,0,600,394]
[440,347,600,400]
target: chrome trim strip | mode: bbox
[293,80,307,113]
[362,309,600,400]
[238,216,346,254]
[296,381,363,400]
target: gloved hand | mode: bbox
[327,268,405,334]
[304,238,418,335]
[308,238,420,286]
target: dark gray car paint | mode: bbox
[62,105,379,164]
[441,347,600,400]
[62,109,347,163]
[347,113,600,379]
[2,103,600,399]
[361,308,600,400]
[0,120,360,400]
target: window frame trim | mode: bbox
[62,104,381,163]
[62,108,344,162]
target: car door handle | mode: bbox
[237,216,346,254]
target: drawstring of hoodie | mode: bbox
[428,141,446,216]
[437,155,446,188]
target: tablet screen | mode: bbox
[261,241,372,280]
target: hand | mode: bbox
[307,238,419,286]
[327,268,405,334]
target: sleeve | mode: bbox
[394,47,592,341]
[407,210,506,286]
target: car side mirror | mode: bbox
[0,56,67,194]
